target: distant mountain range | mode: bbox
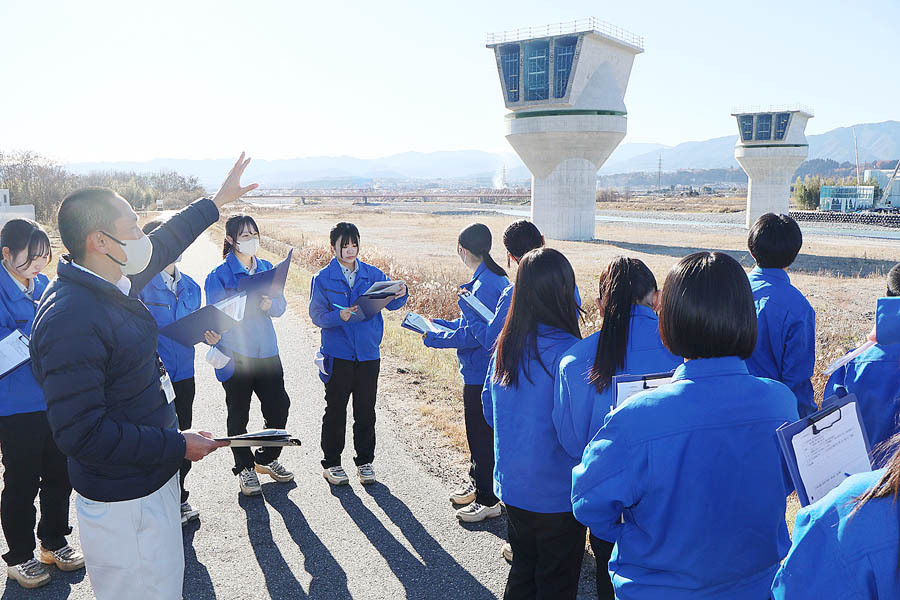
[65,121,900,188]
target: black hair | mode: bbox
[502,220,543,261]
[57,187,122,259]
[141,219,165,236]
[589,257,658,393]
[494,248,582,388]
[659,251,757,360]
[458,223,506,277]
[330,222,360,251]
[223,214,259,258]
[0,218,52,270]
[888,264,900,297]
[748,213,803,269]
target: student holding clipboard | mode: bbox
[422,223,508,521]
[482,248,584,599]
[572,252,799,600]
[139,219,219,524]
[553,256,680,599]
[205,214,293,497]
[0,219,84,589]
[309,222,408,486]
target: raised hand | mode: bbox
[212,152,259,209]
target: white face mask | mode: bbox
[236,238,259,257]
[101,231,153,276]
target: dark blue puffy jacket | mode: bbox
[30,198,218,502]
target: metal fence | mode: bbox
[486,17,644,50]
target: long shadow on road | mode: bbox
[183,520,216,599]
[331,482,496,599]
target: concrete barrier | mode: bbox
[789,210,900,229]
[0,205,37,227]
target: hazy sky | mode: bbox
[1,0,896,162]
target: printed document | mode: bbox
[0,331,30,378]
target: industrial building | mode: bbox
[819,186,876,212]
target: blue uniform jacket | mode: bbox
[482,324,580,513]
[825,343,900,460]
[746,267,816,417]
[571,357,799,600]
[464,283,581,353]
[30,197,217,502]
[553,304,682,459]
[139,270,201,383]
[205,253,287,381]
[425,263,509,385]
[0,269,49,416]
[308,258,408,362]
[772,469,898,599]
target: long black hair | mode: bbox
[494,248,582,388]
[223,214,259,258]
[589,257,658,393]
[458,223,506,277]
[0,218,52,270]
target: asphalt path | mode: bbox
[1,230,598,599]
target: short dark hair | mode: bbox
[888,264,900,297]
[223,214,259,258]
[503,220,543,260]
[659,251,757,360]
[141,219,165,235]
[748,213,802,269]
[57,187,122,259]
[0,218,52,269]
[330,222,360,248]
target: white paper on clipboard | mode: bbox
[0,331,31,378]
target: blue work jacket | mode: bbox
[482,324,580,513]
[0,268,49,416]
[553,304,682,459]
[572,356,799,600]
[772,469,899,599]
[139,269,201,383]
[308,258,408,362]
[746,267,816,417]
[425,262,509,385]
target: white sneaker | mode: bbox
[256,459,294,483]
[39,544,84,572]
[180,501,200,525]
[238,467,262,496]
[501,542,513,562]
[323,466,350,485]
[456,502,502,523]
[449,482,476,505]
[357,463,376,485]
[7,557,50,588]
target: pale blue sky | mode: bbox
[1,0,896,162]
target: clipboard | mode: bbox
[776,393,872,506]
[0,330,31,379]
[348,280,406,321]
[214,429,302,447]
[611,370,676,411]
[159,305,241,347]
[401,312,454,335]
[458,290,495,322]
[237,249,293,297]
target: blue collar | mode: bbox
[673,356,748,382]
[751,266,790,283]
[461,262,488,291]
[226,252,256,276]
[631,303,658,320]
[0,265,28,302]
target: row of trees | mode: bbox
[792,175,882,210]
[0,150,206,223]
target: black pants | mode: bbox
[463,383,499,505]
[221,354,291,474]
[590,533,615,600]
[0,411,72,566]
[504,504,586,600]
[321,358,380,468]
[172,377,195,503]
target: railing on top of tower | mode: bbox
[730,105,815,117]
[485,17,644,51]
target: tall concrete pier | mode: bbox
[486,18,643,240]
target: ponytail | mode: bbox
[589,257,658,393]
[458,223,506,277]
[223,214,259,258]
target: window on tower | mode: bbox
[774,113,791,140]
[553,36,577,99]
[524,40,549,101]
[755,114,773,141]
[499,44,520,103]
[739,115,754,142]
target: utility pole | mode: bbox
[657,154,662,197]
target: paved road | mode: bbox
[1,230,598,599]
